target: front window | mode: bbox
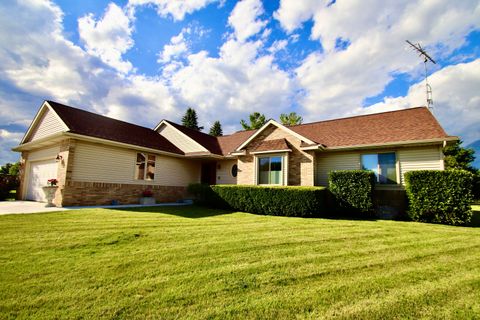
[258,156,283,185]
[361,152,396,184]
[136,153,155,180]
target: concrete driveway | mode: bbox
[0,201,70,215]
[0,200,193,215]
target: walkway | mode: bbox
[0,200,193,215]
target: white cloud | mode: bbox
[158,29,189,64]
[78,3,134,74]
[268,39,288,54]
[273,0,321,33]
[128,0,218,21]
[167,38,296,127]
[281,0,480,122]
[362,59,480,145]
[228,0,267,42]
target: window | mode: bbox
[231,164,238,177]
[361,152,396,184]
[136,153,155,180]
[258,156,283,185]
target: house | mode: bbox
[12,100,457,207]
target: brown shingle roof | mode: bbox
[253,139,290,152]
[47,101,183,155]
[289,107,450,148]
[217,129,257,155]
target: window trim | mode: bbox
[361,151,399,185]
[135,152,156,181]
[254,152,288,186]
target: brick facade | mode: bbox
[237,125,315,186]
[61,181,187,206]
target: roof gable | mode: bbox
[235,120,316,151]
[21,101,69,144]
[156,120,213,154]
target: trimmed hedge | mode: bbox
[404,170,474,225]
[328,170,375,215]
[187,184,327,217]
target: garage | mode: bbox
[26,159,58,202]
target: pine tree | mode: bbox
[209,121,223,136]
[443,140,476,173]
[181,108,203,131]
[279,112,303,126]
[240,112,266,130]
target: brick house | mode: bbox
[13,100,456,207]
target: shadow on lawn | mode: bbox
[113,205,235,219]
[467,209,480,227]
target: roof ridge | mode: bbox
[290,106,428,128]
[47,100,156,133]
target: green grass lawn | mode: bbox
[1,206,479,319]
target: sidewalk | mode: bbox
[0,200,193,215]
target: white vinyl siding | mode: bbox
[316,152,360,186]
[216,160,237,185]
[398,147,443,184]
[72,142,200,186]
[27,109,65,142]
[157,124,208,153]
[316,146,443,187]
[28,146,60,161]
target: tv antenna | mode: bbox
[406,40,436,109]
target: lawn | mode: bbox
[1,206,479,319]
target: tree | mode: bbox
[443,140,476,173]
[0,162,20,176]
[240,112,266,130]
[209,121,223,136]
[181,108,203,131]
[279,112,303,126]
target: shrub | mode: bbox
[188,184,327,217]
[0,174,19,200]
[404,170,474,225]
[328,170,375,215]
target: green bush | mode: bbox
[328,170,375,215]
[188,184,327,217]
[0,174,19,200]
[404,170,474,225]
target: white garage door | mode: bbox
[26,159,58,202]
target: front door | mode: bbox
[201,162,216,185]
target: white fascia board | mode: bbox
[20,101,69,144]
[251,149,292,155]
[235,120,316,151]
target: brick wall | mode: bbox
[62,181,187,206]
[237,125,315,186]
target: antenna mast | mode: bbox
[406,40,436,109]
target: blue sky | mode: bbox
[0,0,479,165]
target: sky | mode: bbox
[0,0,479,165]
